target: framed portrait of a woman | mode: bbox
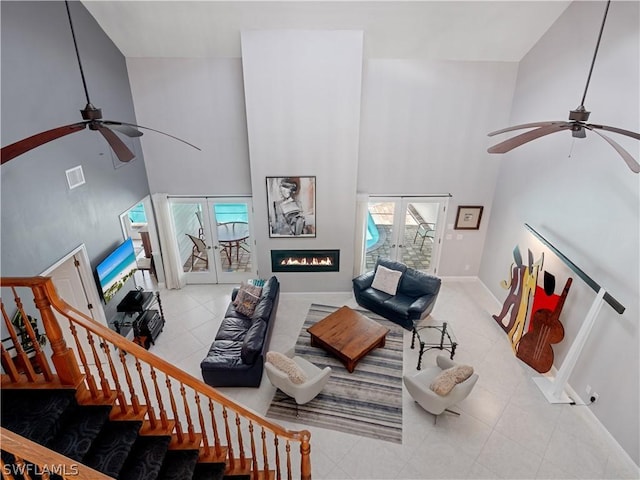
[266,176,316,238]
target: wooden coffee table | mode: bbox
[307,306,389,373]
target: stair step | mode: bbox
[0,389,76,446]
[199,445,229,463]
[157,449,200,480]
[83,420,142,478]
[170,432,203,450]
[118,434,172,480]
[192,462,226,480]
[46,404,112,461]
[255,470,276,480]
[76,387,119,406]
[224,459,253,478]
[109,404,149,422]
[139,419,177,436]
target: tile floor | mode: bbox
[142,277,637,479]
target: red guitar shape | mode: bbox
[516,277,572,373]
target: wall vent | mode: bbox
[65,165,85,189]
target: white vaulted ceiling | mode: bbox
[82,1,570,61]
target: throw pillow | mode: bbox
[234,282,263,317]
[371,265,403,296]
[233,282,263,306]
[266,351,308,385]
[429,365,474,396]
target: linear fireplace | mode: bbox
[271,250,340,272]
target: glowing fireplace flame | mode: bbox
[280,256,333,266]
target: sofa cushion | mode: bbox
[430,365,474,396]
[400,269,438,298]
[360,287,393,304]
[376,258,407,274]
[252,296,274,322]
[202,340,244,366]
[261,277,279,301]
[215,317,252,342]
[371,265,403,295]
[383,293,416,319]
[266,351,308,384]
[241,319,268,364]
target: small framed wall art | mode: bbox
[266,176,316,237]
[455,205,484,230]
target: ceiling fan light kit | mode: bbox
[0,1,200,166]
[487,0,640,174]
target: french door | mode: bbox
[365,196,447,274]
[169,197,257,284]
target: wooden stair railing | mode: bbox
[0,277,312,480]
[1,427,114,480]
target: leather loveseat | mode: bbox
[353,259,441,331]
[200,276,279,387]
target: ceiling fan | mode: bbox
[487,0,639,174]
[1,1,200,166]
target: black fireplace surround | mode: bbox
[271,250,339,272]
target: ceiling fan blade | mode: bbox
[488,121,564,137]
[105,120,201,151]
[96,125,135,162]
[1,122,87,165]
[102,121,143,138]
[586,123,640,141]
[584,126,640,173]
[488,123,572,154]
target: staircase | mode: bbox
[0,277,311,480]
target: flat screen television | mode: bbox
[96,238,137,302]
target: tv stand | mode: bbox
[109,290,165,349]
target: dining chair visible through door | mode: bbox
[186,233,208,270]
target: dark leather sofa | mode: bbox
[200,276,279,387]
[353,259,441,330]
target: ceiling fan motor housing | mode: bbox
[569,107,590,122]
[80,103,103,121]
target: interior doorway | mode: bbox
[365,196,448,274]
[41,244,107,364]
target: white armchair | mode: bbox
[265,355,331,412]
[403,355,478,423]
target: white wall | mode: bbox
[241,30,364,292]
[126,58,251,195]
[480,1,639,465]
[358,59,518,275]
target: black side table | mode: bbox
[411,321,458,370]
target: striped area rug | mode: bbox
[266,304,403,444]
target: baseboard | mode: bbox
[538,369,639,472]
[440,275,479,282]
[476,278,503,308]
[577,396,640,474]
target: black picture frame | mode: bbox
[455,205,484,230]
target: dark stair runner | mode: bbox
[0,389,241,480]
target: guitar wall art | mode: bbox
[493,245,573,373]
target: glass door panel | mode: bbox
[364,196,447,275]
[365,199,401,270]
[399,200,441,273]
[170,200,216,283]
[208,199,256,284]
